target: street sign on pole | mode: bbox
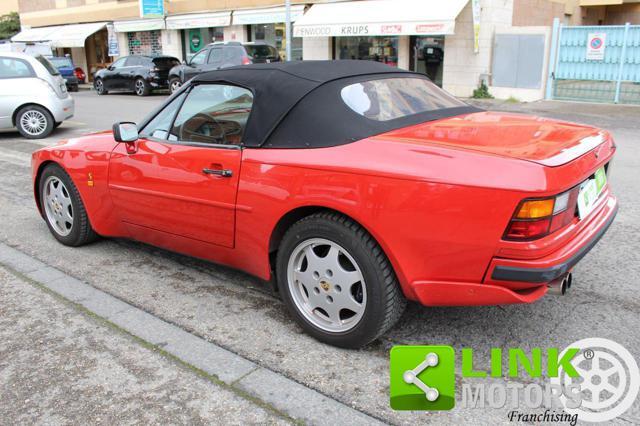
[285,0,292,61]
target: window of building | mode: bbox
[183,28,224,61]
[335,37,398,67]
[171,85,254,145]
[249,23,302,61]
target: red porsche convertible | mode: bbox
[32,61,617,348]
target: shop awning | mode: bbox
[294,0,468,37]
[232,5,306,26]
[12,22,107,47]
[113,18,165,33]
[166,12,232,30]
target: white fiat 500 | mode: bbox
[0,52,74,139]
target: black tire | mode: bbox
[169,77,182,94]
[71,85,79,92]
[38,163,98,247]
[276,212,406,348]
[95,78,107,95]
[135,77,150,96]
[15,105,54,139]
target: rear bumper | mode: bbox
[411,193,618,306]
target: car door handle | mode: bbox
[202,168,233,177]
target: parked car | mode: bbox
[31,61,617,348]
[168,41,280,94]
[1,52,73,139]
[93,55,180,96]
[47,55,83,92]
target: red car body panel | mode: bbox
[31,112,617,306]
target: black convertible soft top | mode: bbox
[188,60,479,148]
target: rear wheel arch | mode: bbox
[12,103,54,127]
[268,206,403,291]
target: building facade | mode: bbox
[12,0,640,95]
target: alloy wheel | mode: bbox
[19,110,48,136]
[135,79,145,96]
[287,238,367,333]
[170,80,182,93]
[42,176,74,237]
[95,79,103,94]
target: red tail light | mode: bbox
[242,56,251,65]
[504,188,580,241]
[74,67,85,81]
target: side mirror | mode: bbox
[107,65,115,71]
[113,122,138,143]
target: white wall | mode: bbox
[397,35,410,70]
[116,32,128,58]
[70,47,88,78]
[224,25,248,43]
[443,0,514,97]
[161,29,182,59]
[302,36,331,60]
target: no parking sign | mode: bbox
[586,33,606,60]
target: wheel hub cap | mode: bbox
[287,238,366,333]
[42,176,73,236]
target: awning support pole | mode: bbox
[285,0,292,61]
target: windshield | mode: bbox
[341,77,465,121]
[244,45,279,60]
[48,57,73,68]
[35,55,60,76]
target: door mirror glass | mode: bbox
[113,122,139,142]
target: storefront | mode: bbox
[295,0,468,88]
[233,5,306,61]
[166,12,231,61]
[113,18,165,57]
[11,22,110,81]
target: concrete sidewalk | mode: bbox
[0,265,290,425]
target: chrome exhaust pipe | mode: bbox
[547,274,569,296]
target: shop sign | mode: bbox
[294,21,454,37]
[107,24,119,57]
[139,0,164,19]
[586,33,606,61]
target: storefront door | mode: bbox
[334,36,399,67]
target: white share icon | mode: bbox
[402,352,440,401]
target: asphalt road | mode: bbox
[0,90,638,424]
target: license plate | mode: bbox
[577,167,607,219]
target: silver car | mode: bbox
[0,52,74,139]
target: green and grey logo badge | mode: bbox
[390,345,455,411]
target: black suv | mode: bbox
[94,55,180,96]
[168,42,280,93]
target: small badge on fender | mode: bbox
[87,172,94,187]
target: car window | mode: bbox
[189,50,208,66]
[34,55,60,76]
[208,48,222,64]
[47,57,73,68]
[223,47,243,64]
[170,84,253,146]
[0,57,34,79]
[140,92,187,140]
[341,77,465,121]
[244,45,279,60]
[125,56,141,67]
[153,57,180,68]
[111,57,127,69]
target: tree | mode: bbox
[0,12,21,41]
